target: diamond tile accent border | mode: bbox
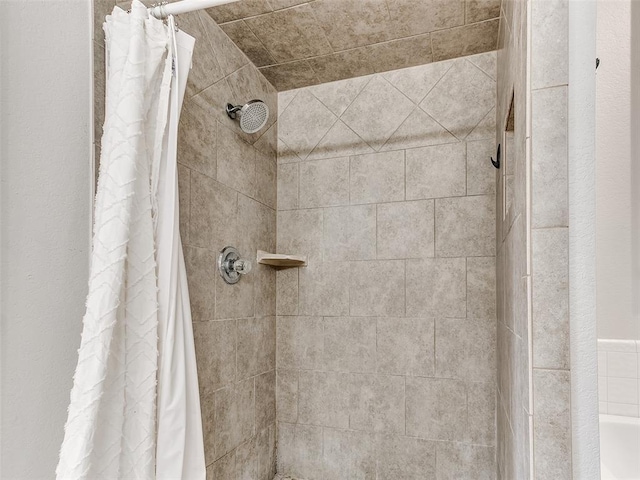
[277,53,497,157]
[421,59,496,140]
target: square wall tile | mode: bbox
[308,0,395,51]
[324,317,377,373]
[350,150,405,204]
[299,260,350,316]
[299,157,350,208]
[277,423,323,480]
[341,76,414,150]
[420,59,496,139]
[376,434,436,480]
[215,270,255,319]
[276,316,324,370]
[278,89,337,161]
[349,260,405,316]
[436,442,496,480]
[406,257,466,317]
[377,317,435,376]
[324,205,377,261]
[323,429,376,480]
[348,373,405,434]
[406,376,467,441]
[435,195,495,257]
[277,209,323,260]
[298,370,350,428]
[405,143,466,200]
[243,4,332,64]
[435,317,496,383]
[377,200,435,259]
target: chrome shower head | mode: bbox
[226,100,269,134]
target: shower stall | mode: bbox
[87,0,595,478]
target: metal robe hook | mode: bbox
[491,144,501,169]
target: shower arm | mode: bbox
[226,103,242,120]
[149,0,240,20]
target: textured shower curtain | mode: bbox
[56,2,204,479]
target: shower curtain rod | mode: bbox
[149,0,240,19]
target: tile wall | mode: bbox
[494,0,531,478]
[495,0,572,479]
[177,11,279,480]
[94,2,279,479]
[276,51,498,479]
[598,339,640,417]
[205,0,501,90]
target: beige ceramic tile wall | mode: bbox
[495,0,572,479]
[494,0,531,478]
[94,2,279,479]
[276,51,498,479]
[207,0,501,90]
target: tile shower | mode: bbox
[92,1,575,479]
[275,53,497,479]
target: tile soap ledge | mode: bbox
[257,250,307,268]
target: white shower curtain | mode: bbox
[57,2,204,478]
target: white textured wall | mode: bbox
[596,0,637,339]
[632,0,640,343]
[569,1,600,478]
[0,1,92,477]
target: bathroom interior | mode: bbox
[2,0,640,479]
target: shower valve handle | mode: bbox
[231,258,252,275]
[218,246,252,284]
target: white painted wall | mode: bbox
[632,0,640,343]
[0,1,92,477]
[596,0,638,340]
[569,1,600,477]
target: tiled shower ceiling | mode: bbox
[206,0,500,90]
